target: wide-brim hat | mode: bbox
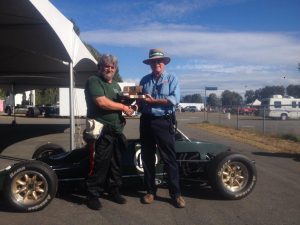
[143,48,171,65]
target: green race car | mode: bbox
[0,129,257,212]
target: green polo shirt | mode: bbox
[84,75,124,133]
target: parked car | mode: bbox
[44,105,59,118]
[26,106,41,117]
[5,104,33,116]
[228,106,257,115]
[182,106,199,112]
[36,105,46,116]
[237,107,258,115]
[0,129,257,212]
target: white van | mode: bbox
[260,95,300,120]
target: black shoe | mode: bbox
[110,193,127,204]
[87,196,102,210]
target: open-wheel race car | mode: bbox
[0,129,257,212]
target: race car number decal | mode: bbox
[134,149,158,173]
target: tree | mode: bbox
[35,88,59,105]
[85,43,101,62]
[181,94,202,103]
[206,93,220,107]
[70,18,123,82]
[70,18,80,36]
[181,95,191,103]
[244,90,256,104]
[0,88,5,99]
[113,67,123,82]
[221,90,243,107]
[254,89,262,101]
[286,84,300,98]
[191,94,202,103]
[260,85,284,99]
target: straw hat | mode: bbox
[143,48,171,65]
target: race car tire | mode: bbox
[209,151,257,200]
[3,160,58,212]
[32,143,66,159]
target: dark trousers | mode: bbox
[86,131,127,197]
[140,114,181,198]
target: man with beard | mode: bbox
[84,54,134,210]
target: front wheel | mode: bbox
[3,161,58,212]
[32,143,66,159]
[209,151,257,200]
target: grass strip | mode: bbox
[189,123,300,154]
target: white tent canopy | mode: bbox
[0,0,98,150]
[250,99,261,106]
[0,0,97,92]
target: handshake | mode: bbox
[122,104,138,117]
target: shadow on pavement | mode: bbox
[55,180,222,208]
[56,188,222,211]
[0,124,69,153]
[122,181,222,201]
[253,151,300,162]
[180,182,222,200]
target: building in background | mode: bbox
[4,90,35,108]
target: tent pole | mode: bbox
[69,62,75,151]
[11,84,16,125]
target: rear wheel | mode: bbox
[280,114,288,121]
[4,161,58,212]
[209,151,257,200]
[32,143,65,159]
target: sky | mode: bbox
[51,0,300,98]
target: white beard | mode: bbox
[102,72,114,82]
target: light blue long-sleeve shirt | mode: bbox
[139,72,180,116]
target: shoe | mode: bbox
[142,193,155,204]
[174,196,186,208]
[109,188,127,204]
[110,193,127,204]
[87,196,102,210]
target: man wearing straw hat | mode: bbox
[138,48,185,208]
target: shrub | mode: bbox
[281,134,300,142]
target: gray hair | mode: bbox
[97,54,118,70]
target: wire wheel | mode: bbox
[11,170,48,206]
[220,162,248,192]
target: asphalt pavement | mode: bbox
[0,113,299,225]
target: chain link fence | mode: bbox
[177,105,300,138]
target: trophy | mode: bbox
[122,85,145,99]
